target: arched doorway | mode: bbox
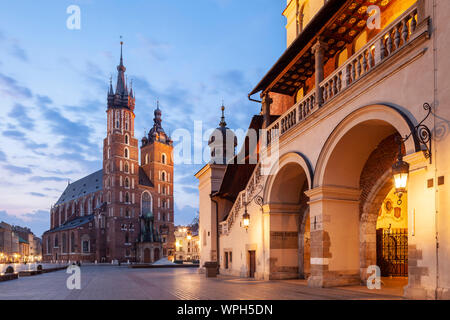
[359,136,409,281]
[265,152,312,280]
[310,105,416,287]
[143,248,151,263]
[375,188,408,277]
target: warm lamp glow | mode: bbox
[392,150,410,205]
[394,172,408,190]
[242,210,250,230]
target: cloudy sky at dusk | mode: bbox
[0,0,286,236]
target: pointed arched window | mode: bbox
[62,233,67,253]
[71,232,75,253]
[115,111,120,129]
[47,237,51,253]
[141,191,152,216]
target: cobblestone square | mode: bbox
[0,266,406,300]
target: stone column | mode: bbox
[264,203,301,280]
[305,186,361,287]
[311,40,328,108]
[402,152,436,300]
[417,0,426,24]
[262,205,271,280]
[262,93,273,129]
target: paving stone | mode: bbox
[0,265,405,300]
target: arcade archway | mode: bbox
[265,153,312,279]
[309,105,415,286]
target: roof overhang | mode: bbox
[249,0,394,97]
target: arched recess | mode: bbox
[314,104,419,188]
[263,152,313,280]
[359,170,394,280]
[308,104,414,286]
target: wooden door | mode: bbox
[249,251,256,278]
[144,248,151,263]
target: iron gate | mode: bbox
[376,228,408,277]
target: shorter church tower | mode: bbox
[208,104,237,164]
[140,103,175,257]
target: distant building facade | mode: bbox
[42,44,175,263]
[174,225,199,262]
[0,222,42,263]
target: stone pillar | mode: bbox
[417,0,426,24]
[261,206,271,280]
[311,40,328,108]
[262,93,273,129]
[263,204,301,280]
[305,186,361,287]
[403,152,437,300]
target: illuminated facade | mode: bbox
[174,227,200,262]
[197,0,450,299]
[0,222,42,263]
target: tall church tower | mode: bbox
[141,103,175,257]
[102,42,140,262]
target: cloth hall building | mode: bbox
[197,0,450,299]
[42,44,175,264]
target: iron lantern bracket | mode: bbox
[399,103,433,164]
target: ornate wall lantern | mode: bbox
[393,103,432,205]
[392,144,410,205]
[242,208,250,230]
[241,194,263,231]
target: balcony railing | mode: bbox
[320,6,419,104]
[266,4,422,147]
[267,90,316,146]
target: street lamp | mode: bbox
[242,208,250,230]
[187,231,192,241]
[240,183,264,231]
[392,144,410,205]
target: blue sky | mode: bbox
[0,0,286,237]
